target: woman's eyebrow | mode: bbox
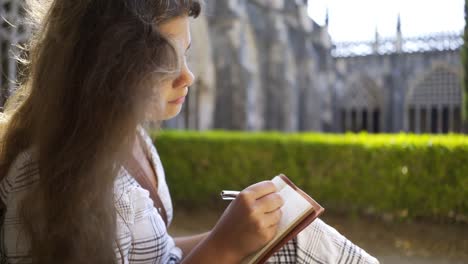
[186,42,191,51]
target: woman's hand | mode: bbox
[207,181,285,262]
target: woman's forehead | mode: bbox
[159,16,191,49]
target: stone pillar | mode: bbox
[209,1,261,130]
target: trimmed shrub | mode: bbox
[151,130,468,222]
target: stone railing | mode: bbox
[332,31,463,57]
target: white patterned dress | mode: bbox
[0,126,379,264]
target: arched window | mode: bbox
[351,109,357,132]
[339,76,383,133]
[406,65,462,133]
[430,106,438,133]
[442,106,449,133]
[454,107,461,132]
[409,107,416,132]
[340,109,346,132]
[372,109,380,133]
[362,109,368,131]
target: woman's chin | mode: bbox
[146,104,183,122]
[161,107,182,121]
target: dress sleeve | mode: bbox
[0,160,18,205]
[0,152,34,205]
[0,150,38,262]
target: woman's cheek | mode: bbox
[144,97,165,122]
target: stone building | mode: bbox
[332,17,463,133]
[0,0,464,133]
[167,1,464,134]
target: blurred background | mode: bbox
[168,0,465,134]
[0,0,465,134]
[1,0,467,263]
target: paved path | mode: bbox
[168,209,468,264]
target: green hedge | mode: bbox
[151,130,468,222]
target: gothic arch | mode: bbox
[339,74,384,132]
[405,63,462,133]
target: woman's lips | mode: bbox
[169,96,186,104]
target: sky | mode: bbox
[307,0,465,42]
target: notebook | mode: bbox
[241,174,325,264]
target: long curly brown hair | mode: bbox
[0,0,200,263]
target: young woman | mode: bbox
[0,0,379,263]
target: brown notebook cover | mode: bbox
[243,174,325,264]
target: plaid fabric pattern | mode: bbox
[0,126,379,263]
[297,219,378,264]
[0,206,6,264]
[267,238,298,263]
[266,218,379,264]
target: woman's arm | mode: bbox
[178,181,284,264]
[174,232,210,257]
[179,232,242,264]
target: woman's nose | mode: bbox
[173,64,195,89]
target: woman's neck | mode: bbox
[131,133,146,160]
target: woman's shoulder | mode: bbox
[0,147,39,205]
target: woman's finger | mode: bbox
[256,192,284,213]
[243,181,277,200]
[263,208,282,228]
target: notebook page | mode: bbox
[242,177,313,264]
[275,183,313,233]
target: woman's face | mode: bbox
[148,16,194,121]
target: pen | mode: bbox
[220,190,240,200]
